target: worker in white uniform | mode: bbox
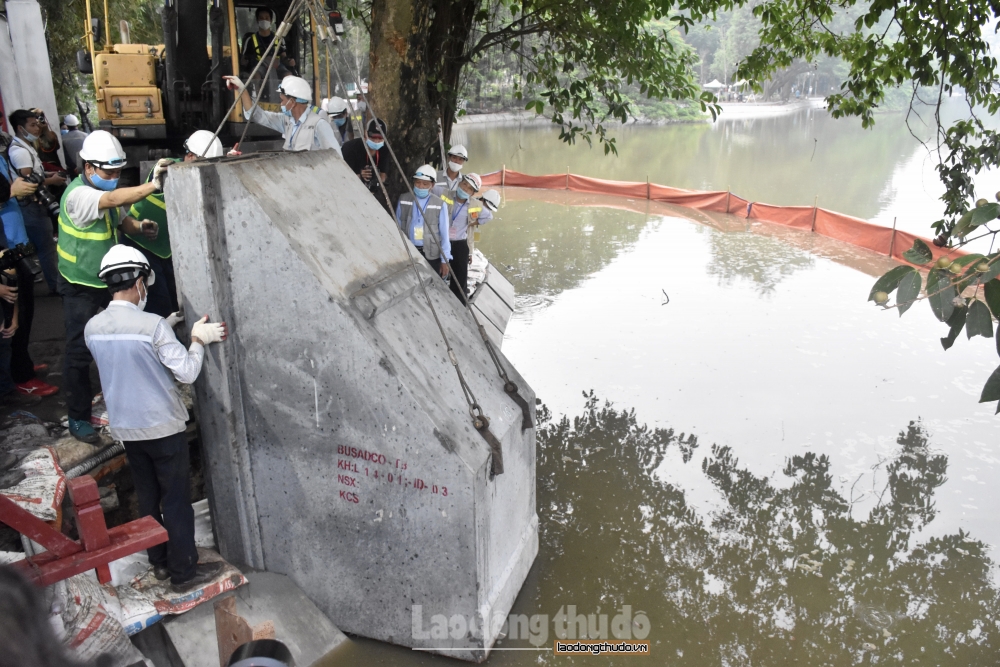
[85,245,227,592]
[434,144,468,195]
[222,75,342,155]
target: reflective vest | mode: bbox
[441,190,482,241]
[285,106,326,151]
[57,176,119,288]
[127,161,175,259]
[398,193,444,260]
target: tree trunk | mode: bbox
[368,0,478,202]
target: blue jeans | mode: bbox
[20,201,59,294]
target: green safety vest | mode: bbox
[127,162,174,259]
[57,176,120,288]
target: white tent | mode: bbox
[703,79,725,90]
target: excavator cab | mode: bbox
[78,0,324,180]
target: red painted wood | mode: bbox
[0,494,81,558]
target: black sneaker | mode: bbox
[152,565,170,581]
[170,561,225,594]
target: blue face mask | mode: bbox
[89,172,119,191]
[334,117,347,127]
[457,189,470,200]
[61,129,69,135]
[366,139,384,151]
[281,105,293,117]
[413,187,430,199]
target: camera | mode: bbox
[22,172,61,220]
[0,243,35,328]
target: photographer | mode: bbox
[7,109,66,294]
[1,133,59,399]
[58,130,168,444]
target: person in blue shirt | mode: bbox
[395,164,451,280]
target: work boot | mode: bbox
[68,418,100,444]
[152,565,170,581]
[170,561,225,594]
[0,390,42,407]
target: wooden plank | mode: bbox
[483,264,514,311]
[472,305,504,348]
[0,494,81,558]
[472,282,514,336]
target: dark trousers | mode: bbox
[448,239,469,302]
[124,431,198,584]
[122,238,177,318]
[20,202,58,294]
[58,278,110,420]
[9,262,36,384]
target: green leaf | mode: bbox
[896,270,921,316]
[980,364,1000,409]
[951,253,985,269]
[869,265,913,301]
[927,269,957,322]
[903,239,934,265]
[985,280,1000,318]
[941,306,967,350]
[967,300,994,339]
[970,202,1000,227]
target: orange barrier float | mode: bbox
[483,168,965,266]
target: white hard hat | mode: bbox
[413,164,437,182]
[325,96,348,114]
[480,189,500,212]
[184,130,224,158]
[79,130,127,169]
[278,76,312,102]
[63,114,80,127]
[447,144,468,160]
[98,244,154,287]
[461,172,482,192]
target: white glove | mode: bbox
[191,315,227,345]
[152,158,173,191]
[165,310,184,328]
[223,75,245,93]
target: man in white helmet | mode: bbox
[86,244,228,593]
[439,172,493,301]
[61,114,89,177]
[321,96,353,145]
[434,144,468,195]
[395,164,451,279]
[57,129,171,443]
[223,75,341,155]
[123,130,224,318]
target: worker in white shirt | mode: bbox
[86,245,227,593]
[433,144,468,195]
[222,75,342,155]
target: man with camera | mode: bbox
[58,130,169,444]
[7,109,65,294]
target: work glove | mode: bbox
[191,315,227,345]
[139,219,159,240]
[227,142,243,157]
[151,158,173,191]
[165,310,184,328]
[223,75,245,93]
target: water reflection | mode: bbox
[526,395,996,664]
[699,225,815,294]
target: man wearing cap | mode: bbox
[341,118,389,195]
[57,130,170,443]
[61,115,89,177]
[223,75,341,154]
[321,96,353,145]
[86,244,227,593]
[440,172,492,301]
[434,144,468,195]
[396,164,451,279]
[124,131,224,318]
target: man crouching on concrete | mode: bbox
[85,244,228,593]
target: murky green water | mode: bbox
[321,110,1000,664]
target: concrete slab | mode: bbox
[166,150,537,661]
[162,571,348,667]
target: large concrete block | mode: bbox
[166,151,537,661]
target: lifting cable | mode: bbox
[307,0,533,435]
[305,0,522,475]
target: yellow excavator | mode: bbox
[77,0,344,181]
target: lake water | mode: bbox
[321,107,1000,664]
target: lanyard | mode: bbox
[451,199,467,223]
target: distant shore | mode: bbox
[456,98,827,127]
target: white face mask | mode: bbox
[447,160,463,174]
[137,279,148,311]
[258,20,272,31]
